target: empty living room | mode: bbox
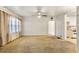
[1,0,79,59]
[0,6,78,53]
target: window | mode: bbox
[8,16,12,33]
[18,20,21,32]
[16,19,19,32]
[8,15,21,33]
[11,16,16,33]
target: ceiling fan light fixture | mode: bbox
[38,12,41,15]
[37,15,41,18]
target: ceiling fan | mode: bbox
[31,6,49,18]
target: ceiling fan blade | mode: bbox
[42,15,47,17]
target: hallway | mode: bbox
[0,36,76,53]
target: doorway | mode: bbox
[48,20,55,35]
[66,16,77,44]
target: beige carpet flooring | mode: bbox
[0,36,77,53]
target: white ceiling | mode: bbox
[5,6,76,17]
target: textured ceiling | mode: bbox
[5,6,76,17]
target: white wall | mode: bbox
[22,16,50,35]
[55,14,66,39]
[67,16,76,26]
[22,14,66,38]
